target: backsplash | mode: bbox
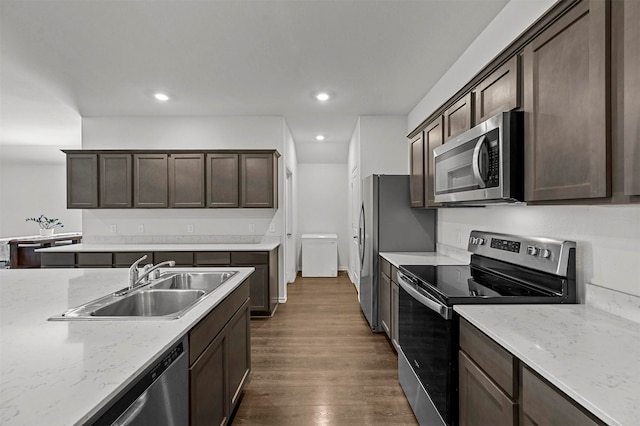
[437,204,640,323]
[83,234,282,245]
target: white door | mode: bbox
[285,169,296,283]
[349,166,360,290]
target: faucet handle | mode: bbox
[131,255,148,269]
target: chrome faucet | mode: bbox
[128,255,175,290]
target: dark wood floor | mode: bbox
[232,273,418,425]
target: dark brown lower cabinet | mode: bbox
[459,351,516,426]
[379,272,391,336]
[189,281,250,426]
[231,250,278,317]
[391,278,399,351]
[459,318,606,426]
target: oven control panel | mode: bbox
[467,230,575,276]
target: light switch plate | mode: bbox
[138,224,144,233]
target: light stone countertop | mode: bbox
[454,304,640,426]
[0,267,254,426]
[36,241,280,253]
[379,252,467,268]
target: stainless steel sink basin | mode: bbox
[90,289,205,317]
[148,271,236,293]
[50,270,238,321]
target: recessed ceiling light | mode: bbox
[316,135,325,141]
[154,93,170,101]
[315,92,330,102]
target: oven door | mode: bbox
[398,272,456,426]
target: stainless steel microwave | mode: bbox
[433,111,523,205]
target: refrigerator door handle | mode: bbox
[359,203,366,270]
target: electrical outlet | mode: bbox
[269,223,275,233]
[109,224,117,234]
[249,223,255,233]
[138,224,144,233]
[187,224,194,233]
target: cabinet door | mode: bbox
[226,300,251,410]
[240,153,275,208]
[169,153,205,208]
[379,270,391,337]
[521,366,604,426]
[624,0,640,195]
[247,264,269,313]
[153,251,194,266]
[76,252,113,268]
[409,133,425,208]
[391,280,399,351]
[67,154,98,208]
[523,0,610,201]
[206,153,239,208]
[99,153,132,208]
[423,116,444,207]
[459,351,516,426]
[190,331,228,426]
[474,56,521,124]
[444,92,473,142]
[134,153,168,207]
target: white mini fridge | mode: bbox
[301,234,338,277]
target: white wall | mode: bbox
[409,0,640,322]
[296,163,349,271]
[0,146,82,237]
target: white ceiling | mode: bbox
[0,0,509,163]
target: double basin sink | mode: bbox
[51,271,237,320]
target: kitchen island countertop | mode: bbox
[36,241,280,253]
[0,266,254,425]
[455,304,640,426]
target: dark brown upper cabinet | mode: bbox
[240,153,277,208]
[409,132,425,208]
[134,153,169,208]
[523,0,610,202]
[99,153,132,208]
[66,153,98,208]
[473,55,521,124]
[168,153,205,208]
[444,92,473,142]
[64,150,279,209]
[423,116,444,207]
[623,0,640,196]
[206,153,239,208]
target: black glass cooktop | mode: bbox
[399,257,566,305]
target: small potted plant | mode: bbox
[26,215,64,237]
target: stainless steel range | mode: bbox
[397,230,577,426]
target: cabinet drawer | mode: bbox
[459,318,517,398]
[113,252,154,267]
[380,258,391,277]
[231,251,268,265]
[189,279,250,366]
[41,253,76,267]
[521,366,604,426]
[391,265,398,283]
[76,252,112,267]
[195,252,231,266]
[153,251,194,266]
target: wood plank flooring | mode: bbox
[232,273,418,425]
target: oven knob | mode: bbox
[477,238,485,245]
[526,245,538,256]
[539,249,551,259]
[470,237,477,245]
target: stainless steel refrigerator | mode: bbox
[358,174,436,332]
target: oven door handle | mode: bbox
[398,275,452,320]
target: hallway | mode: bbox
[232,274,418,425]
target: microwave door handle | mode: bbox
[398,274,452,320]
[472,135,488,189]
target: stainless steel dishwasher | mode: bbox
[90,337,189,426]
